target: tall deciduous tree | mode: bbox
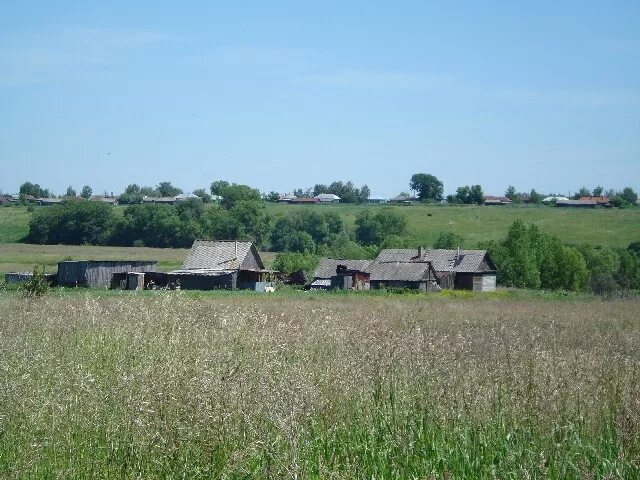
[81,185,92,199]
[409,173,443,202]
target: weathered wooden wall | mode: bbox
[57,261,157,287]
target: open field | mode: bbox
[2,203,639,249]
[0,292,638,478]
[267,202,640,248]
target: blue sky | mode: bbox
[1,1,639,197]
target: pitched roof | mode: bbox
[390,193,416,202]
[375,248,494,273]
[368,262,434,281]
[578,196,610,204]
[181,240,263,270]
[316,193,341,201]
[314,258,372,278]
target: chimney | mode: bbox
[457,245,460,259]
[418,246,423,258]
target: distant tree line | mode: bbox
[11,178,639,208]
[25,185,406,254]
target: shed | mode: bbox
[57,260,157,288]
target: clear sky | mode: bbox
[1,1,639,197]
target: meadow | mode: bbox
[0,291,638,478]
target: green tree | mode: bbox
[114,204,189,248]
[19,181,50,198]
[273,252,319,275]
[270,210,343,252]
[210,180,230,196]
[574,186,591,199]
[156,181,182,197]
[316,232,378,259]
[593,186,604,196]
[433,231,464,249]
[265,191,280,202]
[500,220,541,289]
[288,231,316,253]
[504,185,517,200]
[193,188,212,203]
[616,250,640,292]
[529,189,544,204]
[216,183,262,208]
[409,173,444,202]
[65,186,76,197]
[27,201,116,245]
[355,209,407,246]
[228,201,271,247]
[469,185,484,205]
[621,187,638,205]
[80,185,92,199]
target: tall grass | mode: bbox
[0,293,638,478]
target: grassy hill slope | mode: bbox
[3,203,639,248]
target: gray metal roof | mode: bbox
[182,240,258,270]
[368,262,433,281]
[314,258,372,279]
[375,248,493,273]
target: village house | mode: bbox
[368,260,440,292]
[578,196,611,206]
[555,199,598,208]
[311,258,372,290]
[389,193,417,204]
[150,240,275,291]
[483,195,512,206]
[316,193,341,203]
[371,247,497,292]
[142,196,176,205]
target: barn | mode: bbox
[57,260,157,288]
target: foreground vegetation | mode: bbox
[0,292,638,478]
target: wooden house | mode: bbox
[167,240,274,291]
[373,247,497,292]
[312,258,371,290]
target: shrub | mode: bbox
[21,265,50,297]
[433,231,464,249]
[273,252,319,275]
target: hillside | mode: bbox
[2,203,639,248]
